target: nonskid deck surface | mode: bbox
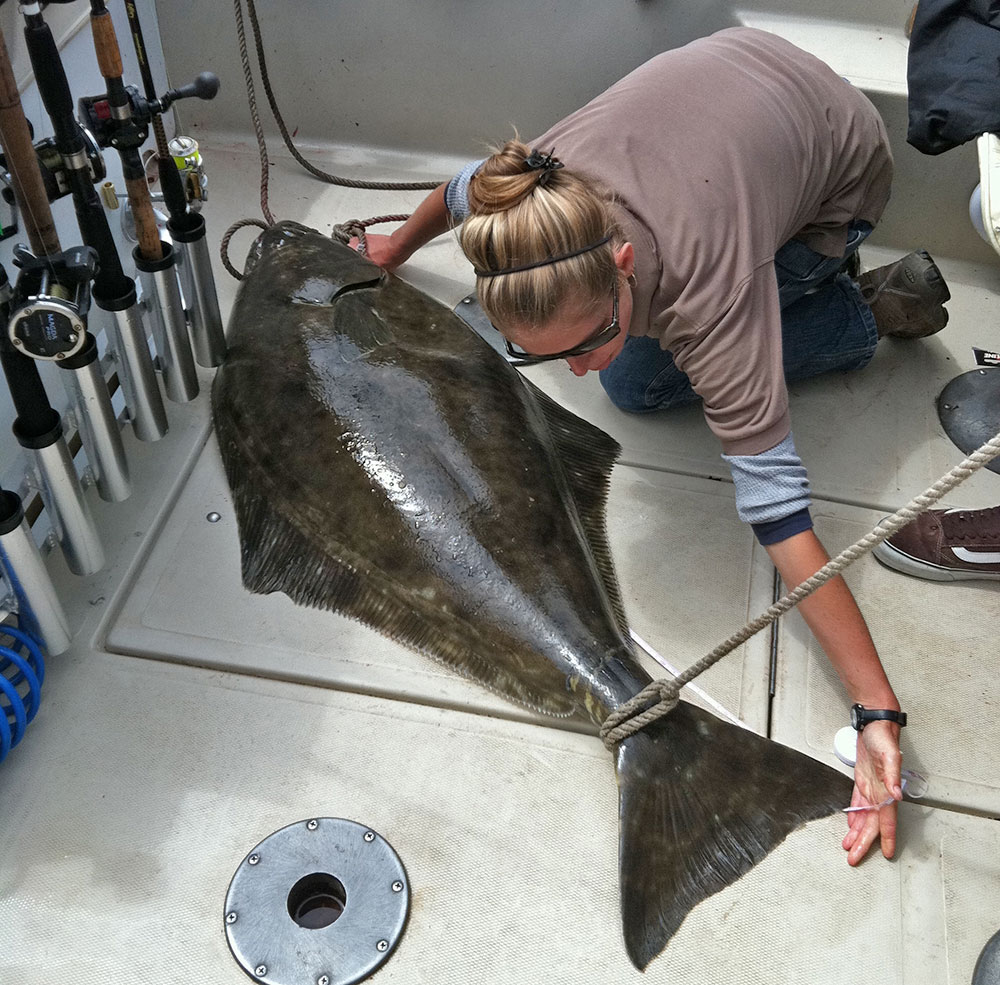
[1,133,998,984]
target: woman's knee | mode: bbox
[598,366,652,412]
[598,335,673,412]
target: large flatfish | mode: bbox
[212,221,853,969]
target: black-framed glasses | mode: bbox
[500,279,620,364]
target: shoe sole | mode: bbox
[872,538,1000,581]
[914,250,952,305]
[882,303,949,339]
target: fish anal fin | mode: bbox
[615,702,853,969]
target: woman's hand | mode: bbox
[348,233,404,272]
[842,721,903,865]
[344,181,453,273]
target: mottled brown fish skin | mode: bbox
[213,222,854,971]
[215,221,648,722]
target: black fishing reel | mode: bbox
[33,129,106,200]
[78,72,220,151]
[78,89,147,152]
[0,122,105,204]
[8,246,98,361]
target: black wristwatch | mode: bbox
[851,703,907,731]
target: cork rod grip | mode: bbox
[90,9,123,80]
[0,26,60,255]
[126,176,163,261]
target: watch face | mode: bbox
[850,704,863,730]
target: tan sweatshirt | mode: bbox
[534,27,893,455]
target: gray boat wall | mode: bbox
[155,0,997,268]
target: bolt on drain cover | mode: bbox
[224,817,409,985]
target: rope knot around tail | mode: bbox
[600,679,682,750]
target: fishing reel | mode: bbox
[78,89,148,152]
[0,124,105,204]
[79,71,219,151]
[7,245,98,362]
[0,172,18,241]
[167,135,208,204]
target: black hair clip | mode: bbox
[524,147,564,187]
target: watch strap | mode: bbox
[852,704,907,730]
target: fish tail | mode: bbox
[614,701,852,969]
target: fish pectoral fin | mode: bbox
[615,702,853,969]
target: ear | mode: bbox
[614,241,635,279]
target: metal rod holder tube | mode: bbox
[59,334,130,502]
[135,241,199,403]
[0,496,70,654]
[104,297,168,442]
[31,439,105,576]
[171,216,226,367]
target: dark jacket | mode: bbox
[907,0,1000,155]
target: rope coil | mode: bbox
[332,214,411,258]
[602,430,1000,747]
[225,0,445,277]
[600,679,682,749]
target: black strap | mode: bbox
[853,704,907,730]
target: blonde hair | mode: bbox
[460,138,623,331]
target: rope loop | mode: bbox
[600,678,681,749]
[332,214,413,258]
[220,218,270,280]
[331,219,366,246]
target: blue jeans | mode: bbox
[599,221,879,412]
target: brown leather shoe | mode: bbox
[857,250,951,339]
[873,506,1000,581]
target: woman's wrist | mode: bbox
[385,233,413,268]
[851,693,901,713]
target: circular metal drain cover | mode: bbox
[224,818,409,985]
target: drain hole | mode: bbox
[287,873,347,929]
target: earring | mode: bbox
[627,273,637,288]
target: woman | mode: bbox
[356,27,950,865]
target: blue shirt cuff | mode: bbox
[751,507,814,545]
[444,158,487,222]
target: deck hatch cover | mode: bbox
[224,817,409,985]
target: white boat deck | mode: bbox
[2,7,1000,983]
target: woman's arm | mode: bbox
[350,182,452,271]
[765,527,903,866]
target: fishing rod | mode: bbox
[20,0,167,443]
[0,18,129,505]
[121,0,225,368]
[0,262,104,576]
[83,0,197,404]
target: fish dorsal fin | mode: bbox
[521,377,630,637]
